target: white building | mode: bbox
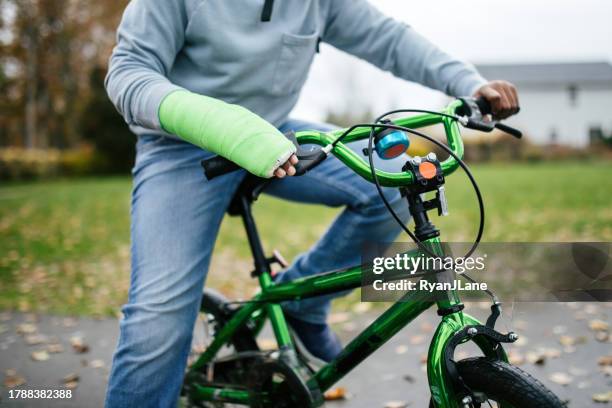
[476,61,612,147]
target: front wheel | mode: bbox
[431,357,564,407]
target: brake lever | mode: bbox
[283,131,330,176]
[458,97,522,139]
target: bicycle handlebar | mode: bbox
[202,98,521,187]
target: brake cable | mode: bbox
[330,110,496,301]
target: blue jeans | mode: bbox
[105,119,409,407]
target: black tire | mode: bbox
[430,357,564,407]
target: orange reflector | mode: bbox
[419,161,437,179]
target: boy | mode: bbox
[105,1,519,406]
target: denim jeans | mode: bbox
[105,119,409,407]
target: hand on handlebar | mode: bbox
[473,80,520,120]
[273,154,299,178]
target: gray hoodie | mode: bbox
[106,0,486,138]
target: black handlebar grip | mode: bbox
[293,149,328,176]
[201,156,241,180]
[494,123,523,139]
[475,97,492,116]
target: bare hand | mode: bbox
[474,80,520,120]
[273,154,298,178]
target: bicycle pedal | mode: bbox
[267,249,289,269]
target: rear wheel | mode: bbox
[181,289,260,407]
[198,288,259,353]
[430,357,564,407]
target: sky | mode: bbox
[293,0,612,121]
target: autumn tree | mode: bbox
[0,0,128,148]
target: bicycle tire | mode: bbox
[430,357,564,407]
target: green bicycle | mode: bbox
[180,98,564,408]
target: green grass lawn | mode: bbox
[1,161,611,316]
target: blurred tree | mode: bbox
[0,0,128,149]
[79,65,134,173]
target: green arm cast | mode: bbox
[158,90,296,178]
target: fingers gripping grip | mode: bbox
[458,97,523,139]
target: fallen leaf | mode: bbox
[25,334,46,345]
[419,322,434,333]
[560,335,587,346]
[592,391,612,403]
[47,343,64,353]
[594,331,609,342]
[191,344,206,354]
[395,345,408,355]
[549,372,572,386]
[526,351,545,365]
[31,350,50,361]
[70,336,89,353]
[597,355,612,366]
[90,359,105,369]
[64,380,79,389]
[541,347,562,359]
[324,387,348,401]
[384,401,409,408]
[16,323,37,335]
[507,350,525,365]
[513,336,528,347]
[403,374,415,383]
[3,369,26,388]
[409,335,425,345]
[589,320,609,332]
[257,338,277,350]
[63,373,79,383]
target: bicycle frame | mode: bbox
[186,101,509,408]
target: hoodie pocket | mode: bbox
[271,31,319,96]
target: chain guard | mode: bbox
[183,351,266,407]
[248,356,320,408]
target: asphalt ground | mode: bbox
[0,302,610,407]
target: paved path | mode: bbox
[0,302,610,407]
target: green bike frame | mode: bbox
[186,100,508,407]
